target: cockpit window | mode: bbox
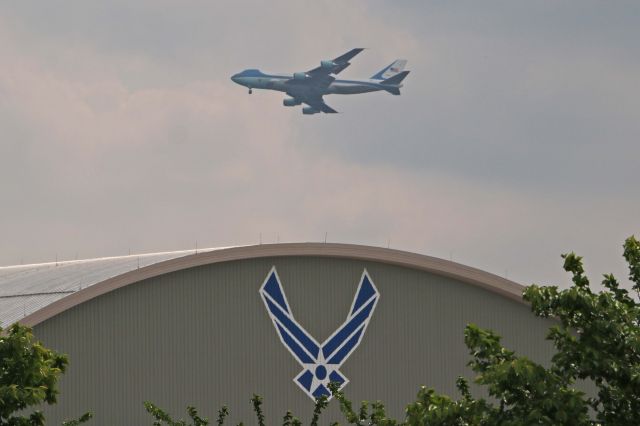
[240,69,264,77]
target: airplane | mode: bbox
[230,48,409,114]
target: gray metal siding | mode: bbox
[33,256,553,425]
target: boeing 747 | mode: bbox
[230,48,409,114]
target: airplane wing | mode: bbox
[303,96,338,114]
[306,48,365,78]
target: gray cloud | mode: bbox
[0,2,638,291]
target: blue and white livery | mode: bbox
[231,49,409,114]
[259,267,380,400]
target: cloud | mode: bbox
[0,2,638,291]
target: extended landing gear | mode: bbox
[248,88,253,94]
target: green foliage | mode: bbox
[523,235,640,425]
[309,395,328,426]
[325,235,636,425]
[328,381,359,424]
[281,410,294,426]
[250,395,265,426]
[281,409,302,426]
[403,384,488,425]
[0,323,91,426]
[216,406,228,426]
[145,394,326,426]
[395,235,639,425]
[463,325,589,425]
[328,382,396,426]
[144,401,181,426]
[143,402,210,426]
[331,328,587,426]
[60,413,93,426]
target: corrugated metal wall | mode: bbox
[33,256,554,425]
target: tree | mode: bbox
[0,323,92,425]
[523,235,640,424]
[143,402,219,426]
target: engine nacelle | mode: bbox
[302,106,319,115]
[283,97,301,107]
[293,72,309,80]
[320,60,336,69]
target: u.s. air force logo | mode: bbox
[259,267,380,400]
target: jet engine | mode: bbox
[293,72,309,80]
[283,97,301,107]
[320,60,336,69]
[302,106,319,115]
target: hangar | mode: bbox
[0,243,554,424]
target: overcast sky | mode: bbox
[0,1,638,289]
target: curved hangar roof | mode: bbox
[0,243,525,328]
[0,247,224,327]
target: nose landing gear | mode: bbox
[248,88,253,94]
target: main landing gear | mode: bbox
[248,88,252,94]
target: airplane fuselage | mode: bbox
[230,51,409,114]
[231,70,387,98]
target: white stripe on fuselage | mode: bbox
[235,75,386,96]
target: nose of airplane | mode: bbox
[231,74,239,83]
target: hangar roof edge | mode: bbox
[1,243,526,328]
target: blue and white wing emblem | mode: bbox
[259,267,380,400]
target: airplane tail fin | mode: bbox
[370,59,407,80]
[380,70,410,95]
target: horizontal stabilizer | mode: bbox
[381,70,410,86]
[383,87,401,95]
